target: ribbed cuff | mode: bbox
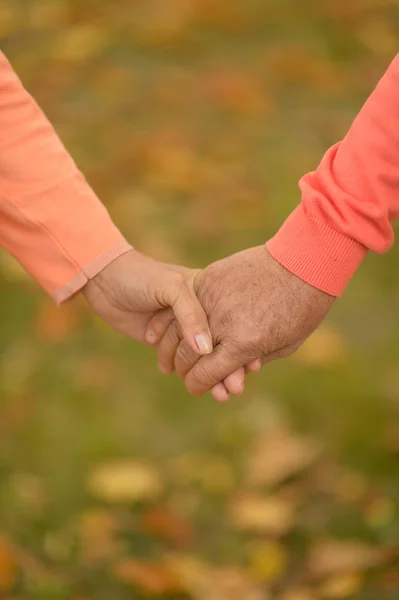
[52,240,132,305]
[266,204,368,297]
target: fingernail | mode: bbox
[158,363,170,375]
[195,333,212,354]
[146,330,157,344]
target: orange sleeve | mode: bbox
[0,52,131,303]
[267,54,399,296]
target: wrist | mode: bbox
[266,204,367,297]
[82,247,139,301]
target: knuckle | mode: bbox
[182,309,202,327]
[185,378,203,396]
[172,272,186,290]
[193,363,218,390]
[175,342,196,376]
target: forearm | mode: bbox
[267,53,399,296]
[0,52,131,303]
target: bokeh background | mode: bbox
[1,1,399,598]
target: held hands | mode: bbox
[83,246,334,400]
[82,249,214,356]
[82,247,257,400]
[146,246,335,400]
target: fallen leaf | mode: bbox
[356,20,398,58]
[380,568,399,590]
[201,567,265,600]
[247,427,320,488]
[203,69,269,115]
[87,460,163,503]
[167,555,266,600]
[196,456,236,495]
[165,553,210,590]
[53,25,109,64]
[230,492,295,536]
[113,558,183,595]
[249,541,286,582]
[196,0,245,30]
[280,589,317,600]
[311,464,368,504]
[79,509,121,563]
[141,506,194,548]
[169,452,235,493]
[319,573,363,598]
[308,539,386,579]
[363,496,395,530]
[28,0,68,28]
[133,0,196,46]
[264,45,344,92]
[11,473,46,514]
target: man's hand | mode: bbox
[82,248,214,356]
[147,246,335,397]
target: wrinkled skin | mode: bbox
[147,246,335,400]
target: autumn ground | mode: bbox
[1,1,399,598]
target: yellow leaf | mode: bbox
[356,21,398,58]
[294,325,347,368]
[249,541,286,582]
[113,558,183,595]
[169,452,235,493]
[230,493,295,536]
[166,554,265,600]
[247,426,320,487]
[196,457,236,495]
[165,553,210,590]
[28,0,68,28]
[319,573,363,598]
[308,539,386,579]
[79,509,120,564]
[364,496,395,530]
[312,464,367,504]
[87,460,163,503]
[133,0,196,46]
[12,473,46,515]
[280,590,317,600]
[53,25,108,64]
[204,567,265,600]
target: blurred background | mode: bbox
[1,0,399,598]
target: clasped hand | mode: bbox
[83,246,334,401]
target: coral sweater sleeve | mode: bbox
[267,53,399,297]
[0,52,131,304]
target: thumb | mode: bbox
[167,276,213,356]
[185,344,244,396]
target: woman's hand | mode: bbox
[83,248,255,400]
[82,248,213,356]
